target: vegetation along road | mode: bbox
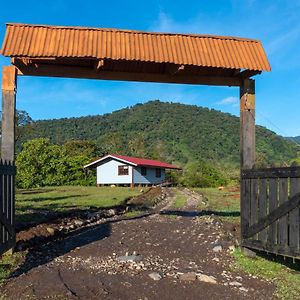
[2,186,300,299]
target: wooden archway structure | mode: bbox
[0,23,270,254]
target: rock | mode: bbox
[242,247,256,258]
[229,281,242,287]
[116,255,143,263]
[105,209,116,217]
[212,257,220,262]
[228,245,235,252]
[179,272,197,281]
[74,220,83,226]
[212,245,223,252]
[239,287,248,292]
[197,274,217,284]
[149,272,162,281]
[46,227,56,235]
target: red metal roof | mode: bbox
[1,23,271,72]
[84,154,181,169]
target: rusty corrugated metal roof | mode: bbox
[0,23,271,72]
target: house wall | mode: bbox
[96,158,133,184]
[133,166,165,184]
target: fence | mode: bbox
[0,160,16,256]
[241,163,300,258]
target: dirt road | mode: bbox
[1,188,275,300]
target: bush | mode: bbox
[179,161,228,188]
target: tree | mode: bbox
[16,138,95,188]
[128,133,146,157]
[16,138,66,188]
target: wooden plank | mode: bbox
[278,178,288,247]
[268,178,278,246]
[258,178,268,243]
[1,66,17,163]
[250,179,258,225]
[242,166,300,179]
[0,165,16,175]
[15,63,242,87]
[242,239,300,260]
[0,173,3,245]
[3,171,8,243]
[241,178,251,238]
[289,173,300,249]
[244,192,300,239]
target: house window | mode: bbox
[155,168,162,178]
[141,167,147,176]
[118,165,129,176]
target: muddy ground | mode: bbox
[1,188,276,300]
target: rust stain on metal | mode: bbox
[0,23,271,72]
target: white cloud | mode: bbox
[217,96,238,106]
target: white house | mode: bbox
[84,154,181,187]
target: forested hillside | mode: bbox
[288,136,300,145]
[17,101,298,167]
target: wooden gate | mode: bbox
[0,161,16,256]
[241,164,300,258]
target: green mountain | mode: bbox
[287,136,300,145]
[17,101,298,166]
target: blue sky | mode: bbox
[0,0,300,136]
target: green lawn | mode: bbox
[195,186,240,222]
[16,186,141,223]
[233,249,300,300]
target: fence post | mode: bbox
[1,66,17,163]
[240,79,256,247]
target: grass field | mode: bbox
[16,186,141,224]
[233,249,300,300]
[195,186,240,222]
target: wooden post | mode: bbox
[240,79,255,247]
[1,66,17,162]
[240,79,255,170]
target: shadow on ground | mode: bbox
[160,209,240,218]
[11,212,152,278]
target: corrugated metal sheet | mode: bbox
[0,23,271,72]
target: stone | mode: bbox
[212,245,223,252]
[240,287,248,292]
[242,247,256,258]
[228,245,235,252]
[116,255,143,263]
[179,272,197,281]
[105,209,116,217]
[229,281,242,287]
[74,220,83,226]
[212,257,220,262]
[149,272,162,281]
[46,227,56,235]
[197,274,217,284]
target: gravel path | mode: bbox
[1,188,275,300]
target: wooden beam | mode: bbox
[14,63,242,87]
[238,69,261,79]
[1,66,17,163]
